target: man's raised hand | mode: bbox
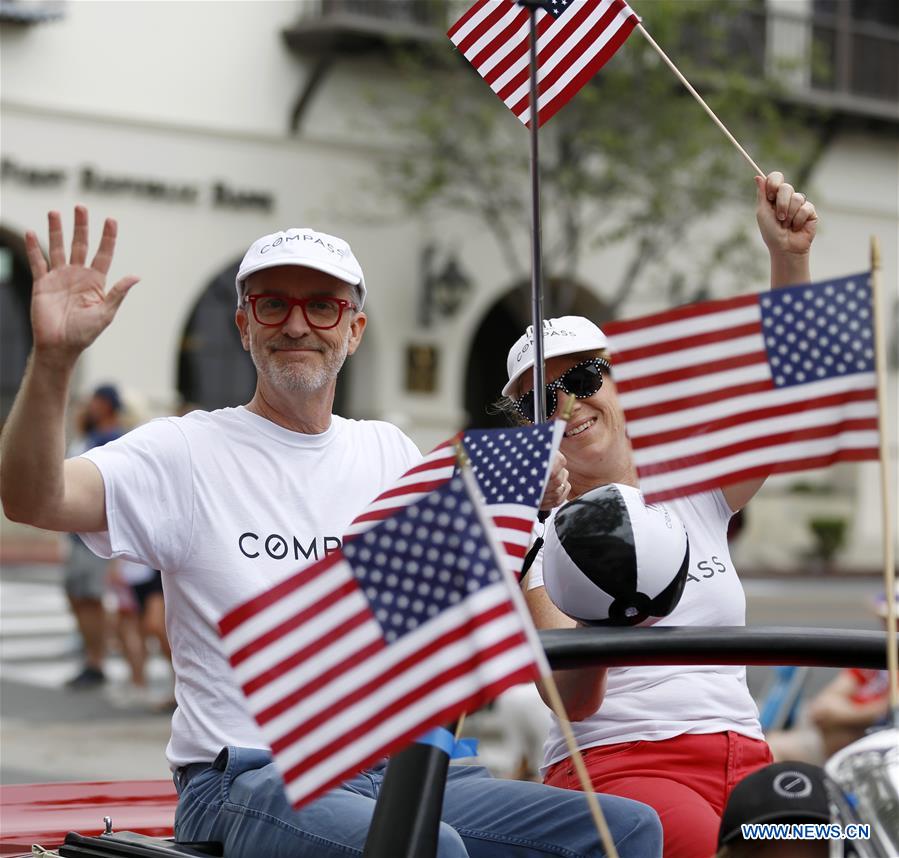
[25,206,139,362]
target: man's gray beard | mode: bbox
[250,334,350,394]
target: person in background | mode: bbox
[108,558,146,696]
[714,762,832,858]
[109,558,173,708]
[129,565,172,693]
[767,587,896,763]
[63,384,124,689]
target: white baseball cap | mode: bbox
[502,316,609,397]
[235,228,366,308]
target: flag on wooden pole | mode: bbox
[448,0,640,127]
[605,274,879,502]
[218,474,545,809]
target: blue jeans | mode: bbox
[174,747,661,858]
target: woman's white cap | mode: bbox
[502,316,608,397]
[236,228,366,308]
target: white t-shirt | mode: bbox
[116,558,156,586]
[79,406,421,768]
[528,489,763,772]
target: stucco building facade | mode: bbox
[2,0,897,572]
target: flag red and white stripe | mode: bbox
[345,423,565,579]
[448,0,640,127]
[219,475,545,808]
[605,274,879,502]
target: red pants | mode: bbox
[544,732,772,858]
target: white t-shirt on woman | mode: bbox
[528,489,764,772]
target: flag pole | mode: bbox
[634,23,765,178]
[869,236,899,723]
[458,453,621,858]
[363,441,474,858]
[453,439,472,744]
[518,400,622,858]
[520,0,548,423]
[539,677,620,858]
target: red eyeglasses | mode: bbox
[245,294,357,329]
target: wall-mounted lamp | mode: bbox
[419,244,472,327]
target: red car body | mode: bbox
[0,780,177,858]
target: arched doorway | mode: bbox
[177,262,353,415]
[463,280,609,429]
[0,227,33,424]
[177,261,257,412]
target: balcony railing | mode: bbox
[300,0,450,28]
[677,5,897,120]
[334,0,445,26]
[767,7,899,119]
[290,1,898,121]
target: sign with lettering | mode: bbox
[1,157,275,212]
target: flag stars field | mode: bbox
[605,273,879,501]
[758,280,874,388]
[344,423,563,580]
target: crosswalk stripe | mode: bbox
[0,577,171,695]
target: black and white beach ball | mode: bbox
[543,483,689,627]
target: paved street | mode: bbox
[0,562,888,785]
[1,564,173,785]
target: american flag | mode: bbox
[605,274,879,502]
[218,473,546,809]
[346,423,565,579]
[448,0,640,127]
